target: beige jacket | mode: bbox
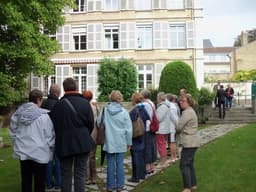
[176,106,200,148]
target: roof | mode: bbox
[204,47,234,53]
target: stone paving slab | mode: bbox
[66,123,247,192]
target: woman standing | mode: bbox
[82,90,98,185]
[176,94,200,192]
[97,90,132,192]
[129,93,150,183]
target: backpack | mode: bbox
[147,102,159,133]
[132,108,145,138]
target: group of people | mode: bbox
[9,77,200,192]
[213,80,235,119]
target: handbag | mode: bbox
[132,108,145,138]
[96,107,105,145]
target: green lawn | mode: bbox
[1,124,256,192]
[133,124,256,192]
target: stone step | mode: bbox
[206,107,256,124]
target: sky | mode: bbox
[202,0,256,47]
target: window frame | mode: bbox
[72,26,87,51]
[136,23,153,49]
[104,25,119,50]
[169,23,186,49]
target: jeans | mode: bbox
[60,153,89,192]
[106,152,125,190]
[46,153,61,188]
[20,160,46,192]
[226,97,233,108]
[131,149,146,180]
[180,148,197,189]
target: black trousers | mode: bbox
[218,101,226,119]
[20,160,46,192]
[180,148,197,189]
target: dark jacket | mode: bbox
[217,88,226,104]
[225,87,234,97]
[41,94,59,111]
[130,104,150,151]
[50,93,95,158]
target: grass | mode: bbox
[1,124,256,192]
[133,124,256,192]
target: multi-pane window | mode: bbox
[73,67,87,92]
[169,24,185,48]
[136,0,151,10]
[104,26,119,49]
[74,0,87,12]
[72,26,87,50]
[105,0,119,11]
[138,65,153,91]
[136,24,153,49]
[168,0,184,9]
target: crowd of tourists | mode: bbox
[9,77,200,192]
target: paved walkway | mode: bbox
[76,123,247,192]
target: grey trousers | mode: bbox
[60,153,89,192]
[180,148,197,189]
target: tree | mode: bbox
[0,0,73,108]
[97,58,137,101]
[158,61,198,99]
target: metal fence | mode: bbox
[233,94,252,107]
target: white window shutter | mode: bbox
[154,22,168,49]
[87,24,102,50]
[87,24,94,50]
[153,0,159,9]
[56,25,71,52]
[161,0,167,9]
[185,0,193,9]
[95,0,102,11]
[154,63,164,89]
[128,22,136,49]
[87,64,100,99]
[128,0,134,9]
[88,0,94,11]
[31,74,41,90]
[186,21,195,48]
[95,24,102,50]
[120,22,127,49]
[121,0,126,9]
[120,22,135,49]
[55,65,71,95]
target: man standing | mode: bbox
[217,85,226,119]
[213,80,222,108]
[50,78,95,192]
[41,84,61,190]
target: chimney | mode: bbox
[240,31,248,46]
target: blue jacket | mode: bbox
[97,102,132,153]
[129,103,150,151]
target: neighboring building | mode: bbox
[232,31,256,73]
[203,39,234,81]
[31,0,204,98]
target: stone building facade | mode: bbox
[30,0,204,98]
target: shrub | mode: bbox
[158,61,198,99]
[97,58,137,101]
